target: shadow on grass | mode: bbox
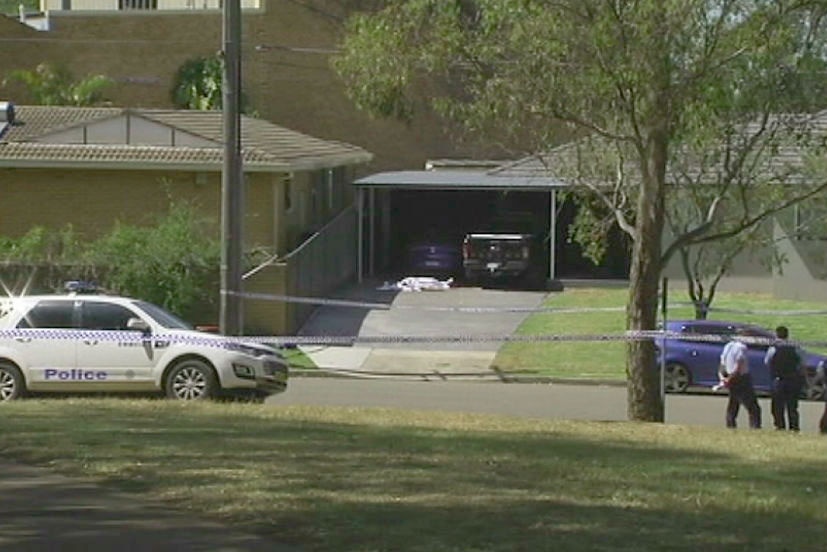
[1,401,825,552]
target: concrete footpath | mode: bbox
[0,460,297,552]
[296,345,507,380]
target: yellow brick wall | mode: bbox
[242,263,289,335]
[0,167,281,249]
[0,1,497,172]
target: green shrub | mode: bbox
[86,201,221,322]
[0,225,84,263]
[0,201,221,323]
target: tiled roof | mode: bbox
[0,142,274,167]
[491,110,827,185]
[0,106,372,171]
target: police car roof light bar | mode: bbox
[64,280,99,294]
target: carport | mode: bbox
[352,169,569,282]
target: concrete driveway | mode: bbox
[296,279,549,375]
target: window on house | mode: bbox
[119,0,158,9]
[326,169,335,210]
[793,202,827,240]
[283,174,293,213]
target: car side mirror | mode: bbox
[127,317,151,334]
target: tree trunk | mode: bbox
[626,130,668,422]
[693,301,709,320]
[627,227,665,422]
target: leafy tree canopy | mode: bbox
[3,62,113,106]
[171,55,224,111]
[171,54,255,115]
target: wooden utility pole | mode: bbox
[220,0,244,335]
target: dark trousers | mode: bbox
[771,379,801,431]
[726,374,761,429]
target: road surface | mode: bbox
[269,378,827,433]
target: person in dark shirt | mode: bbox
[764,325,803,431]
[817,362,827,435]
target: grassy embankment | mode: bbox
[1,399,826,551]
[0,0,38,14]
[493,287,827,379]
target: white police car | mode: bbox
[0,284,288,401]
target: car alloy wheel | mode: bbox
[0,362,25,401]
[165,360,218,401]
[664,363,691,393]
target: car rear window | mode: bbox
[16,300,75,329]
[683,324,734,336]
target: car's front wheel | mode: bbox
[0,361,26,401]
[164,359,219,401]
[664,362,691,393]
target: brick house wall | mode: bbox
[0,166,352,254]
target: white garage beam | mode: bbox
[549,190,556,280]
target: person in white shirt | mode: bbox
[719,329,762,429]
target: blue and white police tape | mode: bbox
[231,290,627,314]
[230,291,827,317]
[2,328,826,349]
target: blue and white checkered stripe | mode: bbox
[0,328,819,348]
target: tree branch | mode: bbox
[667,179,827,263]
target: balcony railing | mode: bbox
[40,0,261,11]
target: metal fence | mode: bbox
[281,206,358,332]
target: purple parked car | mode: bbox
[657,320,826,400]
[406,240,462,277]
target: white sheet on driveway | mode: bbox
[378,276,454,292]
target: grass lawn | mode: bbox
[493,287,827,380]
[280,345,317,369]
[0,0,37,14]
[1,399,826,551]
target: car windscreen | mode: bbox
[132,300,194,330]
